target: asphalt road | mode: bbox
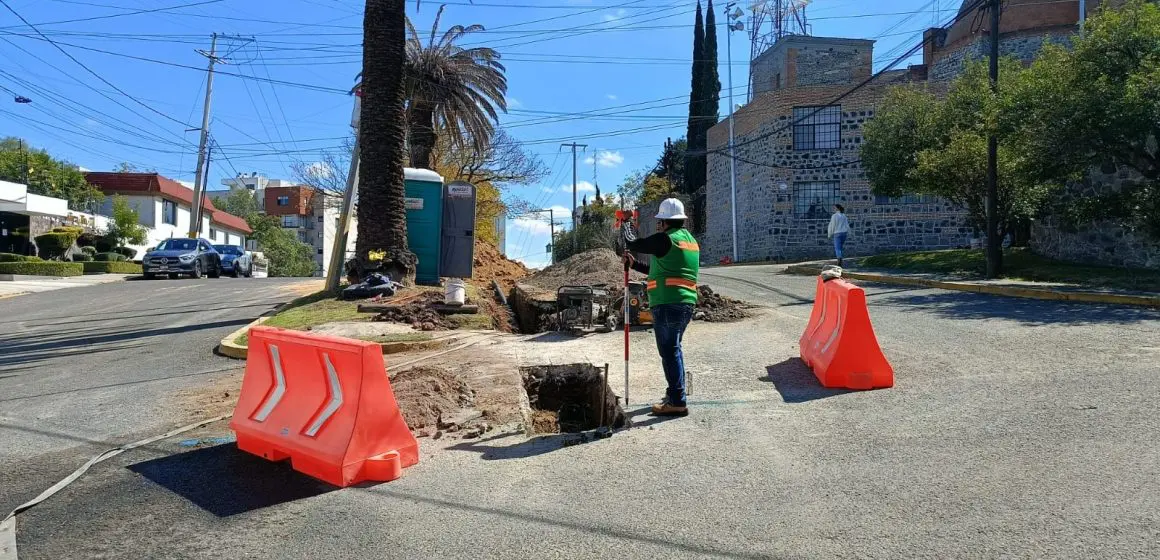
[0,276,313,515]
[6,266,1160,559]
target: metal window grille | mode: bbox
[874,193,939,205]
[277,196,290,206]
[792,105,841,150]
[793,181,838,219]
[162,200,177,225]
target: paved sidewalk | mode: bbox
[0,274,134,298]
[784,260,1160,307]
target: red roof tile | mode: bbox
[84,172,252,234]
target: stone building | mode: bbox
[704,35,968,262]
[701,0,1139,264]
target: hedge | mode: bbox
[72,252,94,262]
[0,261,83,277]
[113,246,137,259]
[0,253,31,262]
[34,231,79,260]
[93,252,128,262]
[83,261,143,274]
[80,246,97,257]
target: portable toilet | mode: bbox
[403,168,444,285]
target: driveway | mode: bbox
[6,267,1160,559]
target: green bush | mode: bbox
[33,231,79,260]
[0,261,83,277]
[0,253,29,262]
[113,246,137,259]
[80,246,97,257]
[72,252,94,262]
[92,235,116,253]
[93,252,128,262]
[83,261,143,274]
[52,226,86,235]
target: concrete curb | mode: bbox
[216,317,453,361]
[784,265,1160,308]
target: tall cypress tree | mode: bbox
[702,0,721,128]
[683,1,705,196]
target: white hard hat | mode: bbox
[655,197,687,220]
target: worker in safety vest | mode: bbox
[623,197,699,416]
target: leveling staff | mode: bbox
[622,198,699,417]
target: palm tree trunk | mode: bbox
[407,102,437,170]
[358,0,416,284]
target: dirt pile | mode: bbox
[391,366,475,431]
[695,285,753,322]
[472,239,529,290]
[372,291,452,330]
[523,248,644,297]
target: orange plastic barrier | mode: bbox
[799,277,894,390]
[229,326,419,487]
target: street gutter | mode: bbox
[784,265,1160,308]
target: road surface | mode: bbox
[4,266,1159,559]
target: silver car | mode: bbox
[213,244,253,277]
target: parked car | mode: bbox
[213,244,253,277]
[142,238,222,279]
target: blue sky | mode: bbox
[0,0,949,268]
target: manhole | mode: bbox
[520,364,627,433]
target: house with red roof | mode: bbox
[83,172,252,253]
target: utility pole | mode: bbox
[188,33,218,239]
[1079,0,1086,34]
[197,140,212,237]
[188,33,252,238]
[325,87,362,292]
[532,208,556,264]
[561,142,587,253]
[727,4,744,263]
[985,0,1002,278]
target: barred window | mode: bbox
[793,181,838,219]
[792,105,841,150]
[875,193,939,205]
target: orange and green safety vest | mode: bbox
[647,228,700,306]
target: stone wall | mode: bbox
[930,31,1072,82]
[750,37,874,98]
[703,82,970,263]
[1032,219,1160,270]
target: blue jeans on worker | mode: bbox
[833,232,848,261]
[651,303,694,407]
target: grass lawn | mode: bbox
[859,248,1160,292]
[233,282,500,346]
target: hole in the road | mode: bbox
[520,364,626,433]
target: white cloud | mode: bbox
[507,97,523,109]
[602,8,627,22]
[560,180,597,193]
[582,151,624,168]
[541,186,556,193]
[606,94,618,101]
[510,216,552,236]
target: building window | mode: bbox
[792,105,841,150]
[317,248,324,255]
[317,215,324,222]
[875,193,939,205]
[793,181,838,219]
[297,231,310,244]
[209,227,217,240]
[281,215,300,228]
[276,196,290,206]
[162,199,177,225]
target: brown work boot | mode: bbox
[650,400,689,416]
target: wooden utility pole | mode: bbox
[985,0,1002,278]
[561,142,587,254]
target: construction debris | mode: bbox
[371,291,454,331]
[473,239,530,291]
[522,248,643,297]
[695,285,753,322]
[391,366,475,432]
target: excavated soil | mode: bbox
[521,364,626,433]
[695,285,753,322]
[522,248,644,297]
[372,291,454,331]
[391,366,475,431]
[472,239,530,291]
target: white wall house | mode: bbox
[84,172,251,259]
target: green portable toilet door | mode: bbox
[404,172,443,285]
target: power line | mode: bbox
[0,0,226,30]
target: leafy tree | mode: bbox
[103,195,148,248]
[656,137,687,192]
[211,188,260,219]
[702,0,721,129]
[114,162,155,173]
[862,59,1058,265]
[404,6,507,169]
[1007,0,1160,239]
[358,0,415,283]
[247,214,316,277]
[0,137,103,211]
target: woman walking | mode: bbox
[827,204,850,266]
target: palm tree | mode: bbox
[405,6,507,170]
[357,0,416,284]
